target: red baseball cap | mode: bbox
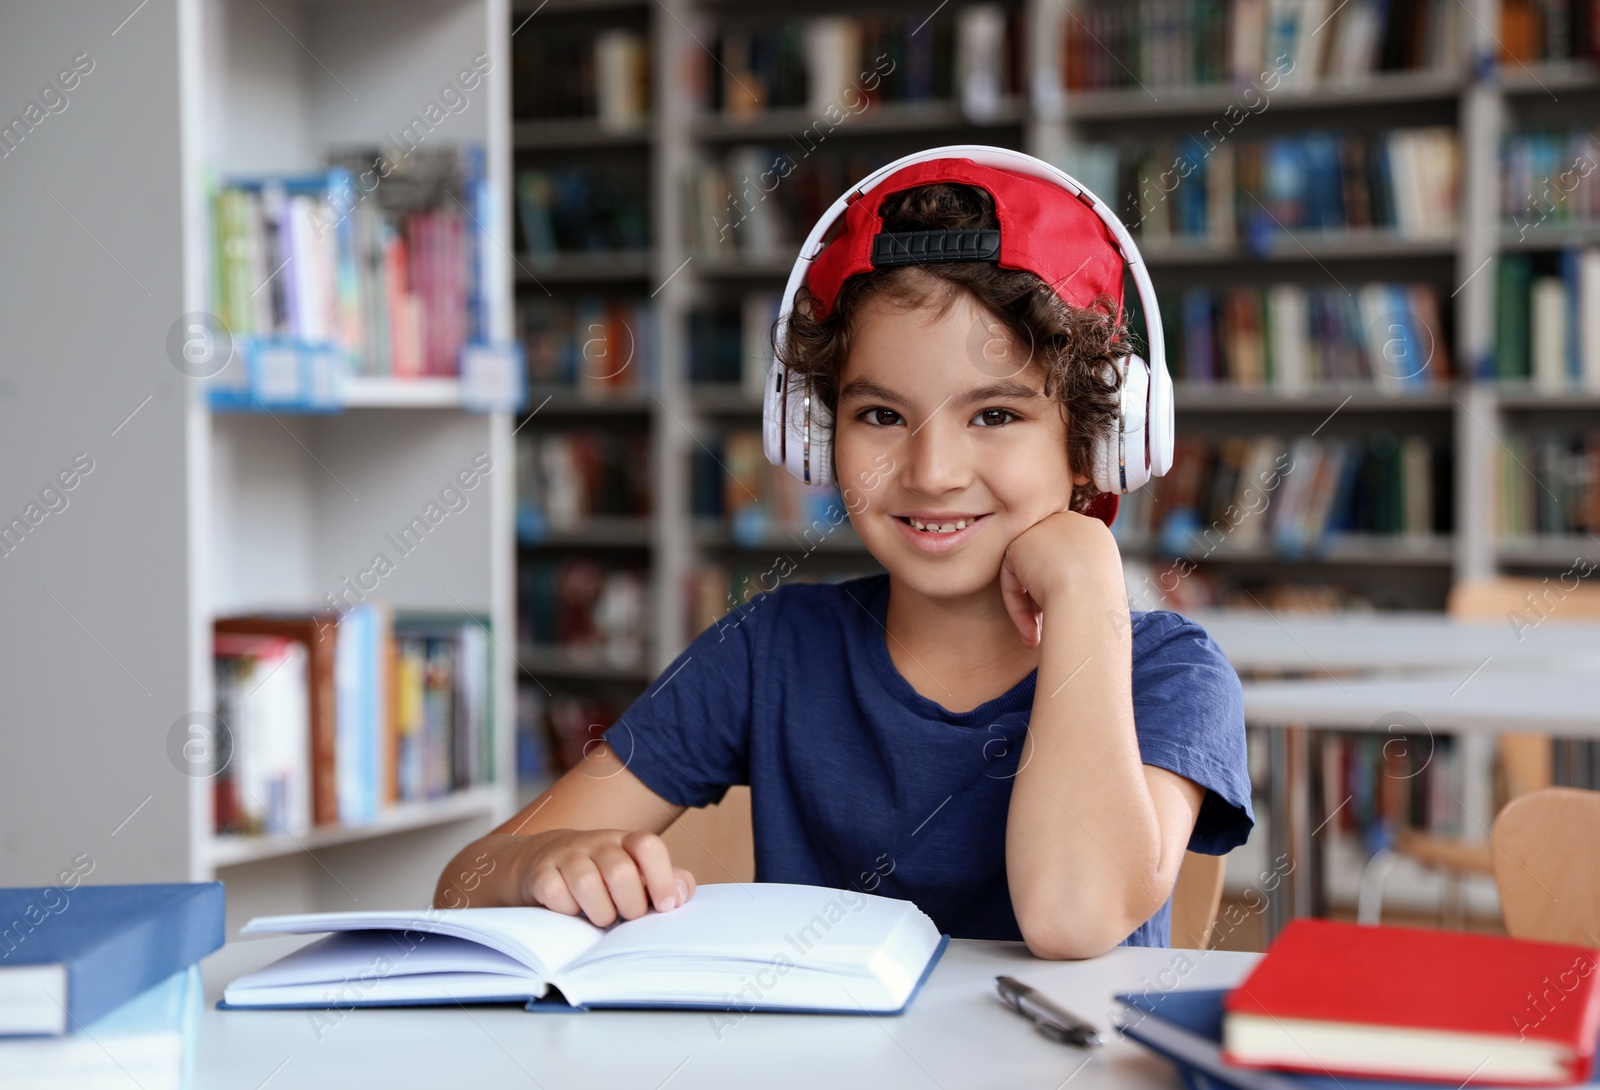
[802,157,1127,322]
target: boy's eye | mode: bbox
[973,408,1018,427]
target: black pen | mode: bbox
[995,975,1108,1048]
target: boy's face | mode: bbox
[833,290,1088,600]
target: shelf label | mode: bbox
[461,342,526,414]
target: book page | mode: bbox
[550,884,941,1010]
[238,907,605,977]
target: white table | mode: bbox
[194,935,1261,1089]
[1186,609,1600,675]
[1241,666,1600,736]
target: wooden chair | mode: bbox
[1357,576,1600,927]
[663,787,1230,950]
[1490,787,1600,946]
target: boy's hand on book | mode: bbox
[515,829,696,927]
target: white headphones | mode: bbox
[763,144,1174,499]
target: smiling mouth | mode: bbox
[894,514,990,535]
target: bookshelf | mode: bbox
[497,0,1600,917]
[0,0,519,934]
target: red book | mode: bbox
[1223,919,1600,1085]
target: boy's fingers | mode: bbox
[672,866,697,906]
[594,843,650,920]
[526,864,579,916]
[620,831,680,911]
[557,855,618,927]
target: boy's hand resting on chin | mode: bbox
[999,509,1125,649]
[508,828,696,926]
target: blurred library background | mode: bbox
[4,0,1600,949]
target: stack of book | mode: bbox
[1063,0,1462,92]
[1113,432,1452,558]
[513,24,649,131]
[519,296,658,393]
[1493,251,1600,389]
[1119,920,1600,1087]
[1496,428,1600,539]
[516,429,653,541]
[0,883,224,1090]
[690,8,1021,121]
[211,608,493,835]
[1161,281,1452,389]
[1125,127,1460,245]
[520,558,650,671]
[209,145,495,404]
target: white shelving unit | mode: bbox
[0,0,517,936]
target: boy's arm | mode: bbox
[1000,511,1207,960]
[433,745,696,922]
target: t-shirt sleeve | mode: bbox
[598,593,762,808]
[1130,610,1255,855]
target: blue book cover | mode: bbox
[0,882,223,1036]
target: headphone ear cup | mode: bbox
[1091,355,1154,495]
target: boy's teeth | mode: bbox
[907,517,970,533]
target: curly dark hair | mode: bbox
[773,180,1130,514]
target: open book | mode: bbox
[221,883,949,1015]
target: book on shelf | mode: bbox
[516,428,652,540]
[208,144,497,407]
[1120,126,1459,247]
[595,28,650,133]
[1495,250,1600,390]
[1161,280,1452,390]
[520,558,651,672]
[519,295,658,394]
[515,681,556,787]
[692,7,1020,121]
[0,883,223,1038]
[515,164,648,260]
[1113,431,1452,559]
[689,429,847,546]
[1063,0,1462,92]
[1495,427,1600,538]
[683,292,779,399]
[1499,0,1600,64]
[512,20,650,127]
[212,631,313,836]
[212,607,494,835]
[221,884,948,1015]
[1316,730,1465,853]
[683,144,899,262]
[1503,123,1600,234]
[391,615,493,803]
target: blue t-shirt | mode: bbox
[601,572,1254,947]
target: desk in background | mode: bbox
[1239,662,1600,939]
